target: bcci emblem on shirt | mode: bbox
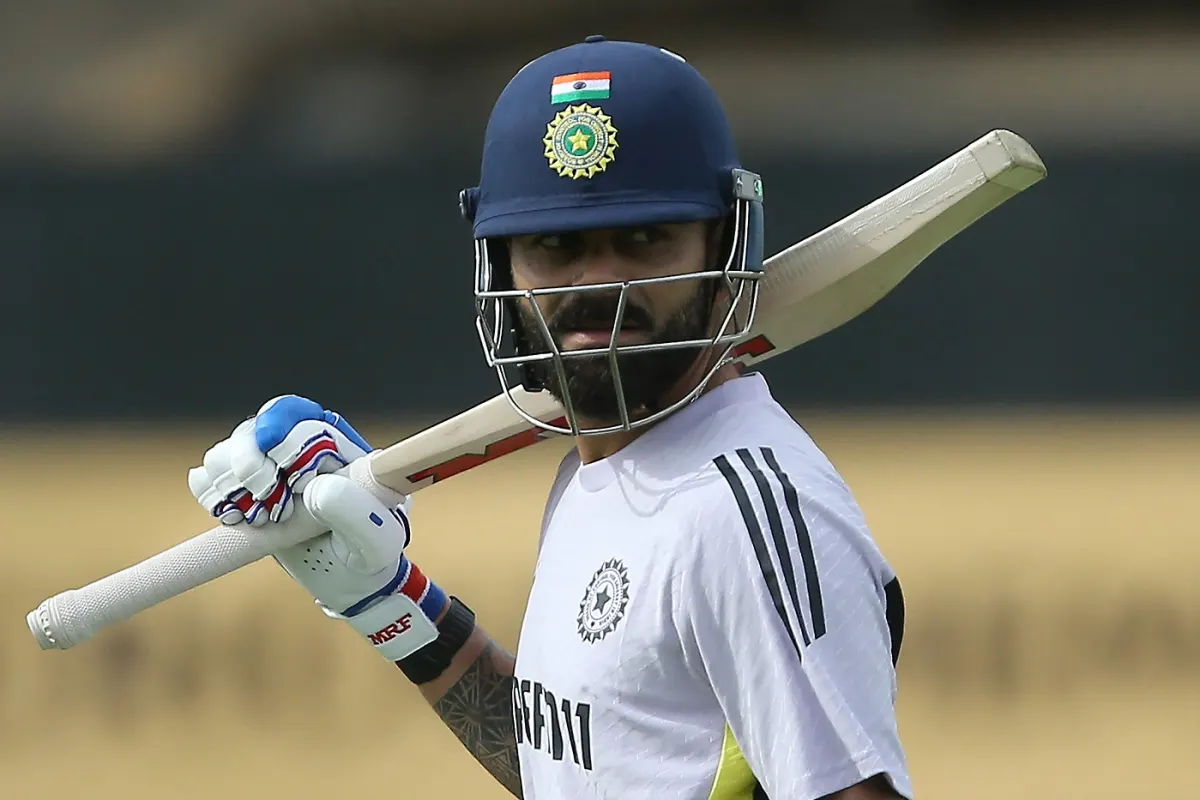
[577,559,630,643]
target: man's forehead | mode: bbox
[512,221,702,240]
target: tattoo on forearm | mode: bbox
[432,643,523,797]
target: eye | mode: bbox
[627,227,667,245]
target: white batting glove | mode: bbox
[187,395,445,662]
[189,395,374,527]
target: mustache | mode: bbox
[547,294,655,333]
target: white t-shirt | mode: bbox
[512,372,911,800]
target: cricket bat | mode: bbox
[27,129,1047,651]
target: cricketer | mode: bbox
[187,35,911,799]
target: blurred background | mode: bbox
[2,2,1198,798]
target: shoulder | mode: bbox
[706,437,866,543]
[548,444,582,492]
[676,430,902,663]
[677,380,864,542]
[638,373,845,494]
[536,446,581,552]
[684,436,861,558]
[676,399,895,599]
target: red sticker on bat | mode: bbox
[406,416,567,486]
[732,334,774,360]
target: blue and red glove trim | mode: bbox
[341,554,447,621]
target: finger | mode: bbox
[266,420,352,494]
[186,464,243,524]
[214,491,249,527]
[201,439,244,501]
[225,421,299,526]
[319,409,373,453]
[252,395,327,452]
[187,464,217,506]
[253,397,374,462]
[228,427,284,502]
[303,473,405,575]
[268,484,296,524]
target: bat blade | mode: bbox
[26,129,1045,651]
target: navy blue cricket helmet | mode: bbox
[459,35,766,435]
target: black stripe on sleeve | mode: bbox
[760,447,826,640]
[714,454,804,661]
[736,448,812,648]
[884,576,905,666]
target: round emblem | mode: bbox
[544,104,619,180]
[577,558,630,643]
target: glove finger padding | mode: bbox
[190,432,256,525]
[254,396,371,470]
[219,396,375,525]
[264,418,361,494]
[226,427,293,525]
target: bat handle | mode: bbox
[27,501,330,651]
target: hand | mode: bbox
[190,394,374,528]
[187,395,446,661]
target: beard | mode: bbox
[514,282,716,423]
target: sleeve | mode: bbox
[675,446,913,800]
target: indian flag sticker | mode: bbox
[551,72,611,104]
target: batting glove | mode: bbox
[187,395,445,662]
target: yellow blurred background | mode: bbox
[4,412,1197,799]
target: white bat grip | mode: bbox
[32,525,250,649]
[26,514,326,650]
[25,457,377,650]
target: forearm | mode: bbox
[411,604,522,797]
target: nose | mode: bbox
[571,239,636,287]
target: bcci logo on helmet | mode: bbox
[543,104,619,179]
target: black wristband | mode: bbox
[396,596,476,685]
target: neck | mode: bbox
[571,358,741,464]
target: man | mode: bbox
[188,36,911,799]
